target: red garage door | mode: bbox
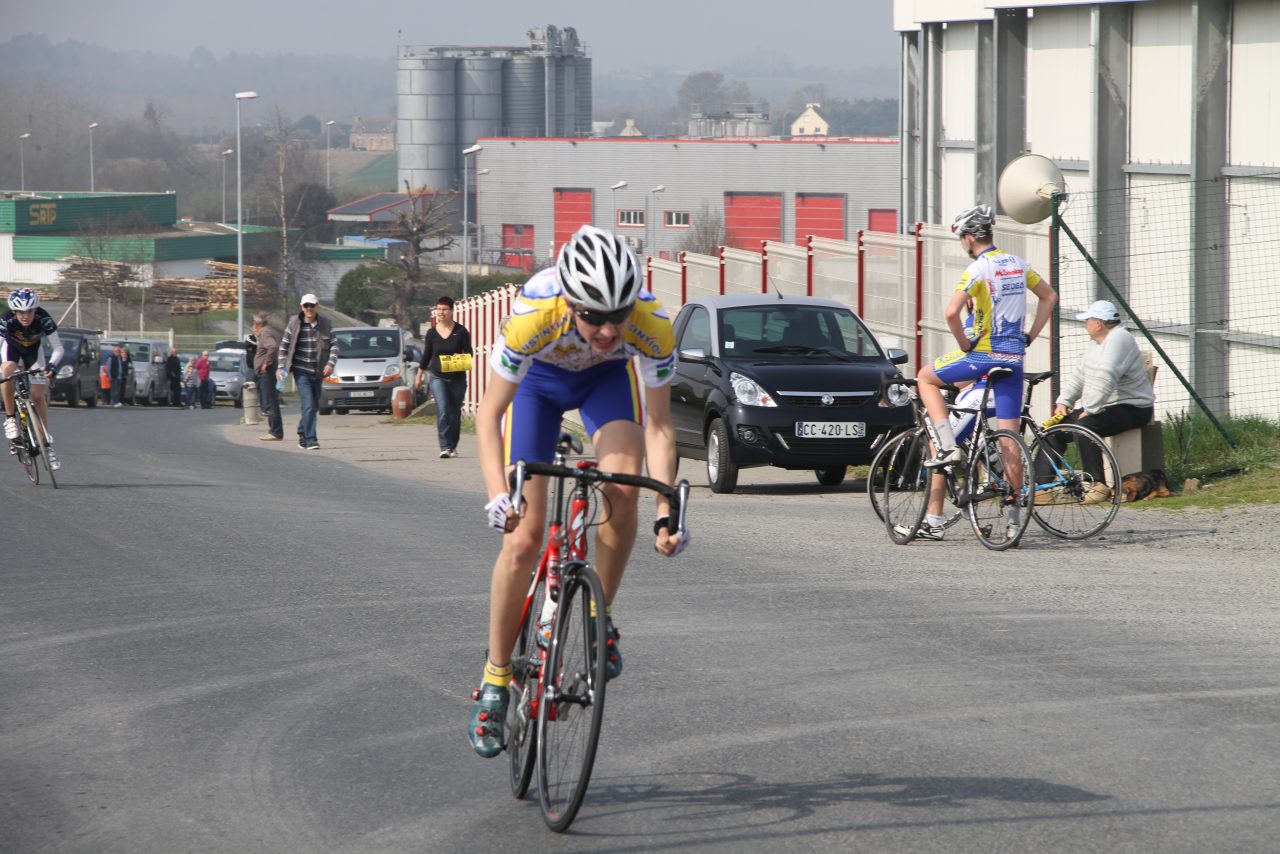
[553,189,594,253]
[723,192,782,250]
[502,224,534,274]
[867,208,898,233]
[795,193,846,241]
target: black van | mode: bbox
[48,327,102,407]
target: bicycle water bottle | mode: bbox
[538,563,560,645]
[1042,411,1066,429]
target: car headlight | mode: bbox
[880,382,911,407]
[383,365,401,379]
[730,372,777,407]
[56,365,73,379]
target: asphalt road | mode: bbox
[3,405,1278,852]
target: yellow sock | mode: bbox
[591,601,613,620]
[482,658,513,688]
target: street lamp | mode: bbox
[234,90,258,341]
[647,184,665,257]
[462,144,483,300]
[220,149,233,223]
[18,133,31,192]
[88,123,99,192]
[325,120,336,189]
[610,180,627,228]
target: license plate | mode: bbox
[794,421,866,438]
[348,390,376,398]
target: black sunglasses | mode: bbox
[573,305,632,327]
[302,302,317,309]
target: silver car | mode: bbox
[208,349,249,408]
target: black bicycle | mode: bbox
[505,442,690,832]
[3,369,58,488]
[881,366,1032,550]
[1019,371,1121,539]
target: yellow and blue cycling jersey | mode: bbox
[489,268,675,388]
[956,247,1043,356]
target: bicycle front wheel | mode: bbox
[536,561,608,832]
[29,406,57,489]
[1030,423,1120,539]
[508,568,548,800]
[881,428,932,544]
[966,429,1032,551]
[15,407,38,485]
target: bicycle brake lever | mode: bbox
[508,460,528,517]
[674,480,690,535]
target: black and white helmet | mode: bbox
[7,288,39,311]
[556,225,642,312]
[951,204,995,238]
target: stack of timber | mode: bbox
[56,257,279,315]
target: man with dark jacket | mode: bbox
[252,312,284,441]
[107,345,129,407]
[164,347,182,406]
[277,293,339,450]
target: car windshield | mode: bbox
[109,342,151,361]
[717,305,883,360]
[208,355,243,372]
[336,330,400,358]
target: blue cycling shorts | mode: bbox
[504,358,643,465]
[932,350,1023,420]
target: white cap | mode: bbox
[1075,299,1121,323]
[300,293,319,306]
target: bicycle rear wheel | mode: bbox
[966,429,1032,551]
[1030,423,1120,539]
[28,406,57,489]
[508,567,548,799]
[536,561,607,832]
[881,428,932,544]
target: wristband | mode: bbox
[653,516,671,536]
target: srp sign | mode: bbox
[28,202,57,227]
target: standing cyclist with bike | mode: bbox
[910,205,1056,538]
[469,225,688,757]
[2,288,64,470]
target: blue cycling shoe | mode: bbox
[469,683,509,758]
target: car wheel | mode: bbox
[319,407,333,416]
[706,418,739,494]
[67,388,80,408]
[234,394,243,409]
[815,466,847,487]
[86,389,98,408]
[141,385,153,406]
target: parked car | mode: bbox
[101,338,170,405]
[208,348,251,407]
[669,295,913,493]
[98,343,137,405]
[318,326,411,414]
[47,326,101,407]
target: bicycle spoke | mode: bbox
[967,429,1032,551]
[1030,424,1120,539]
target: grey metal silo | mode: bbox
[459,56,503,149]
[397,54,457,192]
[503,56,545,136]
[544,55,562,136]
[575,56,592,137]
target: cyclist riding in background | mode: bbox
[2,288,64,470]
[469,224,688,758]
[910,204,1056,535]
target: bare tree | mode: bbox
[364,182,458,330]
[263,107,322,304]
[680,205,726,256]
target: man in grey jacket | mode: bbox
[1043,300,1155,495]
[252,312,284,442]
[277,294,339,449]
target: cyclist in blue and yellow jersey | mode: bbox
[909,205,1056,536]
[468,225,688,757]
[1,288,65,470]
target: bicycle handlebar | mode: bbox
[0,367,50,386]
[508,459,691,536]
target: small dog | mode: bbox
[1120,469,1171,502]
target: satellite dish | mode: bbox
[997,154,1066,224]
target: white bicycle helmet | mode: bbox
[7,288,39,311]
[951,204,995,238]
[555,225,642,313]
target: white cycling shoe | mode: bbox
[3,417,17,440]
[46,446,61,470]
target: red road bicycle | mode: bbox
[503,433,689,832]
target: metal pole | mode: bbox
[325,121,332,190]
[89,123,97,192]
[236,99,245,340]
[75,282,80,326]
[221,154,227,223]
[463,154,469,300]
[19,134,28,192]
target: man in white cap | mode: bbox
[1044,299,1155,497]
[277,293,339,449]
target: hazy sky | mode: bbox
[3,0,900,69]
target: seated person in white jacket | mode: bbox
[1041,300,1156,493]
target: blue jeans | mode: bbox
[257,371,283,439]
[428,373,467,451]
[294,371,323,445]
